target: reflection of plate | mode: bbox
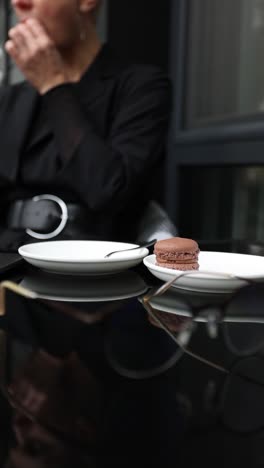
[140,288,264,323]
[20,270,148,302]
[18,241,149,275]
[141,289,234,322]
[139,291,192,317]
[143,251,264,293]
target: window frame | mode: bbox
[166,0,264,226]
[169,0,264,150]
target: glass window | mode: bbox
[185,0,264,128]
[0,1,6,84]
[179,166,264,242]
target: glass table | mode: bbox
[0,261,264,467]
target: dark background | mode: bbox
[107,0,171,72]
[107,0,172,208]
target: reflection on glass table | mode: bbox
[1,266,264,466]
[141,273,264,359]
[19,269,148,302]
[141,276,264,436]
[2,349,102,468]
[0,274,186,468]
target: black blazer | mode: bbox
[0,44,171,245]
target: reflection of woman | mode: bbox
[6,350,103,468]
[4,292,190,467]
[0,0,171,251]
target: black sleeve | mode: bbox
[41,69,171,213]
[41,83,87,162]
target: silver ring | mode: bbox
[26,194,68,240]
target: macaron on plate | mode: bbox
[143,251,264,293]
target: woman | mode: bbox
[1,0,171,251]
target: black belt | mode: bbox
[7,194,88,240]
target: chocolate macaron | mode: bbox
[154,237,200,270]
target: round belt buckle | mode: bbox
[26,194,68,240]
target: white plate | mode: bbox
[18,241,149,275]
[143,251,264,293]
[19,270,148,302]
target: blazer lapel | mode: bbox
[0,83,38,183]
[77,43,123,107]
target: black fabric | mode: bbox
[0,44,171,251]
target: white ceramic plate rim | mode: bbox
[18,240,149,264]
[143,251,264,280]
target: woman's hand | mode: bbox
[5,18,69,94]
